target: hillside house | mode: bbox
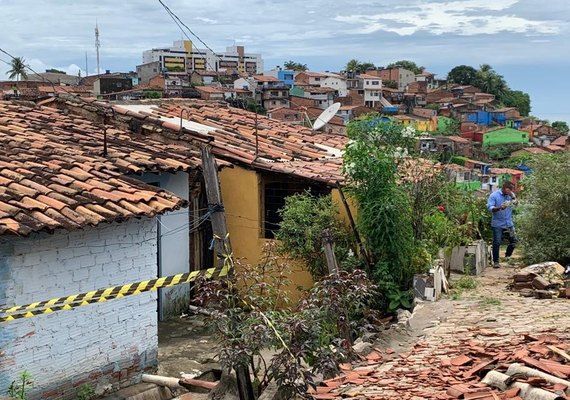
[59,99,349,303]
[0,100,200,399]
[482,127,530,146]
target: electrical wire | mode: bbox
[157,0,221,77]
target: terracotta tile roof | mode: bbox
[544,144,563,152]
[446,135,471,144]
[112,100,347,185]
[551,136,568,146]
[358,74,382,80]
[0,100,197,236]
[295,85,338,94]
[490,168,524,175]
[252,75,280,82]
[195,86,227,94]
[514,147,548,155]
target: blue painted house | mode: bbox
[466,110,492,126]
[278,70,295,87]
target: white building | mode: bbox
[142,40,263,75]
[359,74,383,108]
[321,74,348,97]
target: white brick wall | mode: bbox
[0,217,159,399]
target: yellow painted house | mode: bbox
[112,100,350,300]
[391,114,437,133]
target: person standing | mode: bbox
[487,181,518,268]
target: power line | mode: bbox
[156,0,221,76]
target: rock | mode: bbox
[352,341,373,355]
[257,381,289,400]
[396,309,412,325]
[207,371,239,400]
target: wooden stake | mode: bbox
[336,184,371,272]
[201,146,232,266]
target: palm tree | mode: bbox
[6,57,28,82]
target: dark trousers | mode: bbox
[492,226,517,263]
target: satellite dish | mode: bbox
[312,102,341,130]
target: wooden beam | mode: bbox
[201,146,232,266]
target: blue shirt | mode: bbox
[487,190,515,228]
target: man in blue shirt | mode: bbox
[487,181,518,268]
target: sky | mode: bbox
[0,0,568,123]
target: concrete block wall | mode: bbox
[0,218,159,399]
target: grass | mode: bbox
[455,276,478,290]
[479,297,502,307]
[446,275,479,301]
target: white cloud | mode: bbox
[195,17,218,24]
[335,0,562,36]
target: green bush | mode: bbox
[275,192,356,279]
[517,153,570,265]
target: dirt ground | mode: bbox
[157,315,221,380]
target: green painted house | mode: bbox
[482,127,529,146]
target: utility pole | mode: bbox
[95,21,101,75]
[85,51,89,77]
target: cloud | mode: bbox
[194,17,218,24]
[335,0,562,36]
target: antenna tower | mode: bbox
[95,21,101,75]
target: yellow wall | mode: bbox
[219,166,314,303]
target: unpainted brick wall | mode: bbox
[0,218,159,399]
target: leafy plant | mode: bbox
[343,119,420,289]
[193,245,378,398]
[517,153,570,265]
[275,192,356,279]
[8,371,32,400]
[76,384,95,400]
[454,275,478,290]
[386,289,412,313]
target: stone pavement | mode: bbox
[317,261,570,400]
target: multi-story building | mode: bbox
[234,75,290,110]
[263,67,295,87]
[359,74,383,108]
[294,71,348,97]
[142,40,263,75]
[371,67,415,92]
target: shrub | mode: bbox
[275,192,356,279]
[517,153,570,265]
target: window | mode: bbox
[263,176,331,239]
[372,81,379,85]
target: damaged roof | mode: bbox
[110,100,347,185]
[0,100,197,236]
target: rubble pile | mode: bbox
[312,331,570,400]
[510,262,570,299]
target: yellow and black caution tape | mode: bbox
[1,264,231,323]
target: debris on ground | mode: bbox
[312,332,570,400]
[510,262,569,299]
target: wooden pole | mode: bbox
[336,184,372,273]
[322,229,339,276]
[200,146,232,266]
[322,229,352,347]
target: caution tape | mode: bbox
[0,264,231,323]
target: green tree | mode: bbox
[447,65,478,85]
[6,56,28,83]
[343,119,420,288]
[517,153,570,265]
[345,59,375,73]
[387,60,424,75]
[383,79,398,89]
[500,90,531,116]
[275,192,355,279]
[552,120,569,134]
[283,60,308,71]
[474,64,508,98]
